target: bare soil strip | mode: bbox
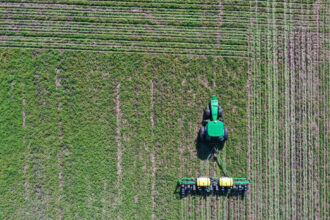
[321,6,327,218]
[22,82,26,129]
[57,153,64,219]
[55,71,64,220]
[114,83,122,214]
[150,79,157,220]
[22,81,29,204]
[306,27,314,220]
[255,6,263,219]
[303,18,311,219]
[102,181,107,217]
[266,2,273,217]
[115,84,122,177]
[247,52,252,218]
[272,2,280,217]
[289,8,297,217]
[283,2,291,218]
[312,1,321,217]
[298,24,305,219]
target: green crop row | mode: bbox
[0,41,248,59]
[1,7,219,22]
[1,5,220,19]
[5,9,318,30]
[1,0,222,10]
[0,13,222,27]
[1,0,319,11]
[0,18,250,35]
[0,26,249,43]
[1,30,248,46]
[0,44,248,59]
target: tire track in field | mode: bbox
[289,2,297,216]
[295,26,302,220]
[311,1,323,219]
[320,3,328,217]
[318,3,328,218]
[271,0,280,217]
[283,1,290,219]
[306,25,314,220]
[21,78,32,218]
[247,2,256,218]
[312,2,321,217]
[21,81,29,204]
[150,79,157,220]
[266,1,273,218]
[55,70,65,220]
[27,72,54,219]
[300,11,308,218]
[253,2,263,219]
[256,4,262,219]
[114,83,122,216]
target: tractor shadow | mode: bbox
[195,137,225,160]
[196,110,225,160]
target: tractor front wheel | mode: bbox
[218,105,223,118]
[200,126,206,140]
[204,104,211,119]
[223,126,228,141]
[202,120,209,125]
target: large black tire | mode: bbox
[218,105,223,118]
[204,104,211,119]
[202,120,209,126]
[200,126,206,140]
[223,126,228,141]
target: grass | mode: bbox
[0,49,249,219]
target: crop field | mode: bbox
[0,0,328,219]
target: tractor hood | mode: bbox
[210,95,218,121]
[207,120,224,137]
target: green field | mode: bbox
[0,0,328,219]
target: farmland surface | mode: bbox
[0,0,328,219]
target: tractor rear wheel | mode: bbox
[200,126,206,140]
[223,126,228,141]
[218,105,223,118]
[204,104,211,119]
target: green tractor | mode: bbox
[200,95,228,142]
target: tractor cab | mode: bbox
[200,95,228,142]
